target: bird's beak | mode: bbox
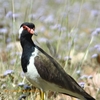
[34,33,37,36]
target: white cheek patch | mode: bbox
[19,27,23,38]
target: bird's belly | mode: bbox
[25,72,72,95]
[25,71,61,91]
[25,54,41,88]
[25,66,57,91]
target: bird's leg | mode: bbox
[22,77,26,83]
[40,89,45,100]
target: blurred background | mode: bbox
[0,0,100,100]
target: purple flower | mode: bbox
[3,69,14,76]
[0,28,8,34]
[18,82,25,87]
[92,28,100,36]
[88,75,93,79]
[94,44,100,52]
[79,82,85,88]
[91,54,98,58]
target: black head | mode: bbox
[19,22,35,39]
[20,22,35,29]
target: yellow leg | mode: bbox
[40,89,45,100]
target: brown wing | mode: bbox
[34,46,95,100]
[35,46,79,91]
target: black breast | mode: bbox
[21,46,35,73]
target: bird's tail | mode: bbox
[84,95,95,100]
[63,90,95,100]
[81,91,95,100]
[85,97,95,100]
[64,74,96,100]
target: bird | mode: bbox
[19,22,95,100]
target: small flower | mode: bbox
[94,44,100,52]
[18,82,25,87]
[76,70,81,76]
[80,75,88,80]
[88,75,93,79]
[91,54,98,58]
[44,14,54,24]
[79,82,85,88]
[92,28,100,36]
[23,84,31,90]
[64,56,71,60]
[0,28,8,34]
[3,69,14,76]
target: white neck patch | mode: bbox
[19,27,23,38]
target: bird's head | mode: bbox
[19,22,36,39]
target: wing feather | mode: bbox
[35,46,79,91]
[34,46,95,100]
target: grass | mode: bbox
[0,0,100,100]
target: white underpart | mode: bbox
[25,48,40,87]
[24,48,86,100]
[19,27,23,38]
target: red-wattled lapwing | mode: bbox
[19,22,95,100]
